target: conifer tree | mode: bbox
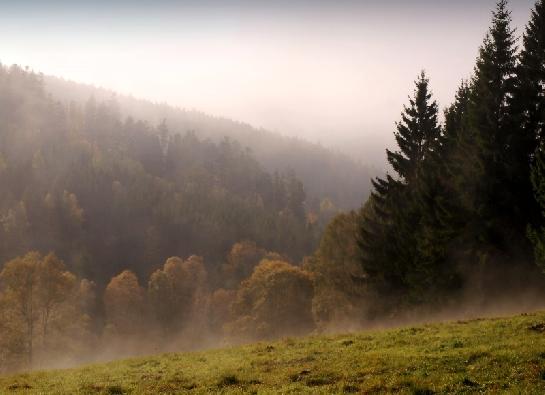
[515,0,545,151]
[387,71,442,184]
[516,0,545,226]
[444,82,471,152]
[359,72,442,307]
[450,0,528,271]
[422,84,471,248]
[409,84,471,302]
[519,0,545,268]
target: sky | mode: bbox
[0,0,537,161]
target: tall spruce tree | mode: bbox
[519,0,545,269]
[507,0,544,240]
[444,82,471,152]
[387,71,442,184]
[515,0,545,151]
[359,72,443,308]
[425,83,471,244]
[449,0,533,275]
[409,83,472,302]
[426,82,472,259]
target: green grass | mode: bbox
[4,312,545,394]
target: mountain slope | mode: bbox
[3,311,545,394]
[44,75,377,211]
[0,65,317,283]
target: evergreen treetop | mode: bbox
[387,71,441,184]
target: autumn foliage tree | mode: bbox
[148,256,208,337]
[0,252,82,370]
[103,270,146,338]
[207,288,237,337]
[228,259,315,341]
[222,241,268,289]
[308,210,367,329]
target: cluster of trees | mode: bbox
[0,64,332,286]
[357,0,545,314]
[0,245,327,372]
[0,252,93,372]
[0,209,369,373]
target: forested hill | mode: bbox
[44,76,376,211]
[0,64,329,284]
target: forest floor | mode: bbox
[3,311,545,394]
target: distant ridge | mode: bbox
[44,75,377,210]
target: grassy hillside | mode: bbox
[3,312,545,394]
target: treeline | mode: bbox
[356,0,545,314]
[0,64,331,285]
[0,196,366,372]
[44,75,375,211]
[0,240,362,372]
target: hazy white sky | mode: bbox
[0,0,537,156]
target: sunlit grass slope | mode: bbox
[4,312,545,394]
